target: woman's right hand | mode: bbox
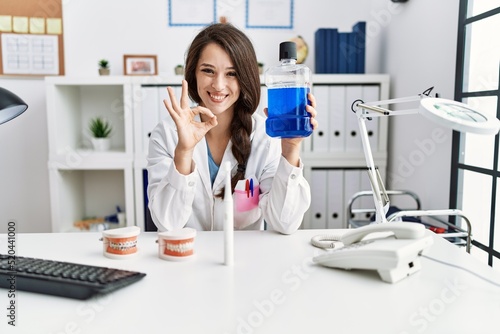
[164,80,218,174]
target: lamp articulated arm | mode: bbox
[350,86,499,231]
[350,90,434,224]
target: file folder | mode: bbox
[326,28,338,73]
[344,85,363,152]
[344,169,362,222]
[352,21,366,73]
[327,169,345,229]
[310,169,328,229]
[362,85,380,152]
[314,28,327,73]
[329,85,346,152]
[311,85,330,152]
[337,32,349,74]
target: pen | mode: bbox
[249,178,254,197]
[245,179,250,198]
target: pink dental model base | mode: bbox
[101,226,141,259]
[157,228,197,261]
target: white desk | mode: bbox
[1,230,499,333]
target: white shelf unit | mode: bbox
[46,76,135,232]
[131,74,389,231]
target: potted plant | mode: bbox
[89,117,112,151]
[98,59,110,75]
[174,64,184,75]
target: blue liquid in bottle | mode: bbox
[266,87,312,138]
[265,41,312,138]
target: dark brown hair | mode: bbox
[185,23,261,196]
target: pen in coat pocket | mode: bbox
[245,178,254,198]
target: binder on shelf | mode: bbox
[362,85,380,152]
[344,85,363,152]
[326,28,338,74]
[347,32,357,74]
[314,28,327,73]
[337,32,349,74]
[310,170,328,229]
[352,21,366,73]
[329,85,346,152]
[314,28,338,74]
[344,169,362,222]
[311,85,330,151]
[327,169,344,229]
[359,168,374,220]
[315,22,366,74]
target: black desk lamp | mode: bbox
[0,87,28,125]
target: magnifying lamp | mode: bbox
[0,87,28,125]
[351,87,500,251]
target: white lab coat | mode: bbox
[147,113,311,234]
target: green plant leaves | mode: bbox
[89,117,112,138]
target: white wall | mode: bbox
[0,78,50,233]
[61,0,381,77]
[0,0,460,232]
[377,0,459,212]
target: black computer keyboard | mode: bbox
[0,254,146,300]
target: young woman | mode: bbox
[147,23,318,234]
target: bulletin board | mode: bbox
[0,0,65,76]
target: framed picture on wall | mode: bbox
[246,0,294,29]
[168,0,216,27]
[123,55,158,76]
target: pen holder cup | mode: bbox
[234,185,259,212]
[157,228,197,261]
[101,226,141,259]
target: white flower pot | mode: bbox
[91,138,111,151]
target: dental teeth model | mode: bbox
[157,228,197,261]
[101,226,141,259]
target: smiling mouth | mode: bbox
[209,93,227,102]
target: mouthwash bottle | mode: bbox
[265,41,313,138]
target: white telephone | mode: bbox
[312,222,433,283]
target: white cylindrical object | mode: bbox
[223,161,234,266]
[101,226,141,259]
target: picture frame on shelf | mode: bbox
[123,55,158,76]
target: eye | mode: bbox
[227,71,237,77]
[201,68,214,74]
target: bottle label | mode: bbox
[266,86,312,138]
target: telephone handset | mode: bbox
[341,221,426,245]
[312,222,433,283]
